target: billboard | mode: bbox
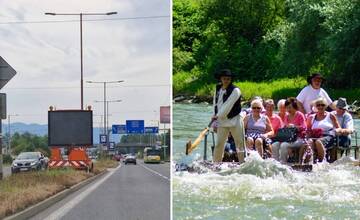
[48,110,93,146]
[126,120,145,134]
[160,106,170,124]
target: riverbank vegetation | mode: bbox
[173,0,360,101]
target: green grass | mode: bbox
[0,169,93,218]
[173,72,360,102]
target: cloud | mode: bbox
[0,0,170,125]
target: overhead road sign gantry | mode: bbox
[126,120,145,134]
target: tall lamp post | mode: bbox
[87,80,123,135]
[94,99,122,147]
[45,12,117,110]
[7,114,19,154]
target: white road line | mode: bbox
[139,163,170,181]
[43,165,121,220]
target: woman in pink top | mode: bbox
[264,99,283,136]
[272,97,307,163]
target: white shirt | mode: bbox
[213,87,241,127]
[296,85,332,113]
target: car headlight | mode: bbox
[12,162,18,167]
[30,161,37,166]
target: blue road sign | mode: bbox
[109,142,115,150]
[112,124,126,134]
[100,134,107,144]
[145,127,159,133]
[126,120,145,134]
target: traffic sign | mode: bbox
[109,142,115,150]
[0,56,17,89]
[112,124,126,134]
[0,93,6,119]
[145,127,159,133]
[100,134,107,144]
[126,120,144,134]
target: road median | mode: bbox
[1,159,118,220]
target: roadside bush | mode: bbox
[3,154,13,164]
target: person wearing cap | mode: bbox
[296,73,335,114]
[332,98,354,149]
[212,69,245,163]
[305,97,341,162]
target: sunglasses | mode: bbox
[252,107,261,110]
[316,104,326,107]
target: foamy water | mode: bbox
[173,104,360,220]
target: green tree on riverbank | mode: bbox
[173,0,360,99]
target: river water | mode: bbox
[173,103,360,220]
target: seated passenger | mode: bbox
[277,99,287,122]
[264,99,283,136]
[305,97,341,163]
[244,100,274,158]
[332,97,354,150]
[272,97,306,164]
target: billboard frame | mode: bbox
[48,109,93,147]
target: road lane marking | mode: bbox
[139,163,170,181]
[43,165,121,220]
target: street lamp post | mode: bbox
[94,99,122,148]
[87,80,124,135]
[45,12,117,110]
[7,114,19,154]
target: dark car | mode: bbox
[11,152,48,173]
[124,155,137,165]
[113,154,122,161]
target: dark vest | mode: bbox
[214,83,242,119]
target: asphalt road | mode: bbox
[29,160,170,220]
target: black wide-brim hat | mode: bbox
[215,69,235,80]
[307,73,325,84]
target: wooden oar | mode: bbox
[186,120,214,155]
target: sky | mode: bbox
[0,0,171,128]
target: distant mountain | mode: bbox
[1,123,120,144]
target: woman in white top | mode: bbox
[296,73,335,114]
[306,97,341,162]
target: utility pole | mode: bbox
[8,114,19,154]
[45,12,117,109]
[88,81,124,136]
[94,99,121,149]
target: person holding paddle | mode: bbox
[212,69,245,163]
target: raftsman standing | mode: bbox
[212,69,245,163]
